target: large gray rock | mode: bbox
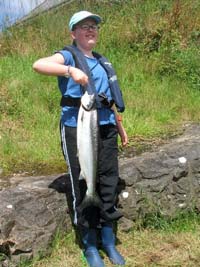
[0,175,70,267]
[118,124,200,229]
[0,124,200,266]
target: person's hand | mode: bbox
[70,67,88,86]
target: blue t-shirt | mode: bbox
[57,50,116,127]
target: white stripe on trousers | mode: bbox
[60,123,78,225]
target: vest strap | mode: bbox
[60,96,81,107]
[60,94,114,108]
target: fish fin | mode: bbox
[77,192,103,213]
[79,173,85,180]
[80,110,84,121]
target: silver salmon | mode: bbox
[77,91,102,211]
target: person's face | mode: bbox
[71,18,99,51]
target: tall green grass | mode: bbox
[0,0,200,176]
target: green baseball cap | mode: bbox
[69,11,102,31]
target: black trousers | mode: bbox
[60,122,121,228]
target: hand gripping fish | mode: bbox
[77,91,102,211]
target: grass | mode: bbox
[18,211,200,267]
[0,0,200,176]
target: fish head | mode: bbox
[81,92,96,111]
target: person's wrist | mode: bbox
[64,65,71,78]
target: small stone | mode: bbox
[122,191,129,198]
[178,203,186,208]
[178,157,187,164]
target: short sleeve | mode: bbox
[55,50,74,66]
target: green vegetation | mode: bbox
[0,0,200,177]
[18,211,200,267]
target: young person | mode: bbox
[33,10,128,267]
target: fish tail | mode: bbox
[77,192,103,213]
[77,193,123,221]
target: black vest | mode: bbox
[62,45,125,112]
